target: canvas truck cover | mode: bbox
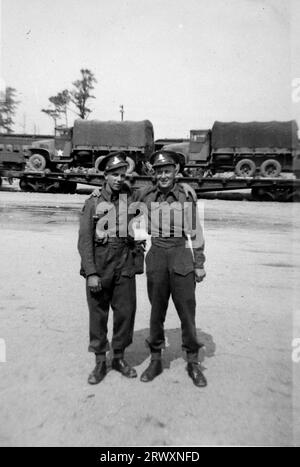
[211,121,299,149]
[73,120,154,149]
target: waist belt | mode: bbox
[107,237,128,244]
[95,236,131,247]
[151,237,186,248]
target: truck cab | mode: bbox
[52,126,73,162]
[162,129,211,175]
[26,127,73,171]
[163,129,210,164]
[188,130,211,163]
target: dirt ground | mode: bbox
[0,182,299,446]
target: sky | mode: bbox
[0,0,299,138]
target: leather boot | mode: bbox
[187,362,207,387]
[88,361,107,385]
[140,359,163,382]
[112,358,137,378]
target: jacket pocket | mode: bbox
[121,269,136,278]
[94,246,111,275]
[172,248,194,276]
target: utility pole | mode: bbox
[120,104,124,121]
[65,107,68,128]
[22,113,26,133]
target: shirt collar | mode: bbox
[101,184,112,201]
[155,182,180,201]
[101,182,131,202]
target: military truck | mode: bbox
[163,120,299,177]
[0,151,26,188]
[26,119,155,174]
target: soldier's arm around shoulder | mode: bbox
[90,186,102,198]
[179,182,197,203]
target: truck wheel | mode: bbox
[126,157,135,174]
[286,188,300,202]
[95,156,106,173]
[251,187,275,201]
[251,187,263,201]
[28,154,47,171]
[61,181,77,194]
[235,159,256,177]
[19,178,32,192]
[140,161,155,176]
[259,159,282,178]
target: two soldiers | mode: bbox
[78,150,207,387]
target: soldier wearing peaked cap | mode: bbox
[78,151,145,384]
[150,150,182,167]
[97,152,128,172]
[135,150,208,387]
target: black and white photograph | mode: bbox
[0,0,299,448]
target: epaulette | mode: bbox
[178,182,197,203]
[139,184,157,197]
[176,183,190,200]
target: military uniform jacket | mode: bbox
[78,183,139,278]
[133,182,205,269]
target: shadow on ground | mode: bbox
[123,328,216,369]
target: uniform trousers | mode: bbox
[86,242,136,356]
[145,240,201,356]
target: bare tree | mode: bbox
[48,89,71,127]
[70,69,97,119]
[41,108,61,133]
[0,87,20,133]
[41,69,97,130]
[42,89,71,130]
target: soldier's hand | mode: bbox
[91,187,101,197]
[87,275,102,293]
[195,268,206,283]
[180,183,197,203]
